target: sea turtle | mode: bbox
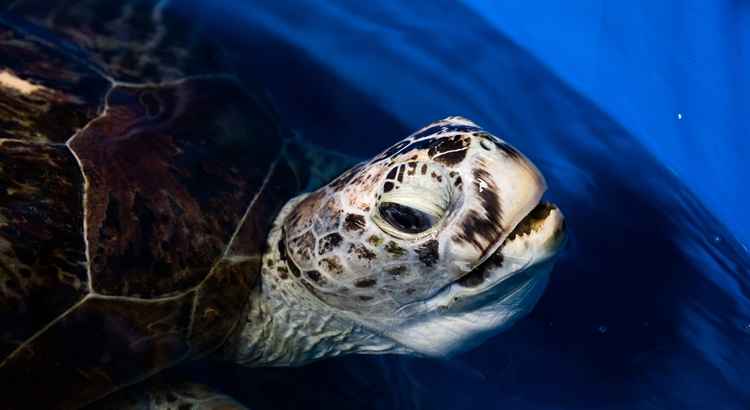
[0,2,566,409]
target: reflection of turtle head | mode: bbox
[251,117,566,364]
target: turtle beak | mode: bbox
[441,133,547,273]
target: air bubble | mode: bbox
[676,112,684,120]
[597,325,608,334]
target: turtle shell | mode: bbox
[0,3,312,408]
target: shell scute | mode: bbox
[0,293,194,409]
[0,141,88,361]
[69,78,283,298]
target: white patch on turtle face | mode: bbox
[278,117,565,357]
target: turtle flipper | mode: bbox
[88,378,248,410]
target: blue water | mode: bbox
[168,2,750,409]
[6,1,750,408]
[199,1,750,244]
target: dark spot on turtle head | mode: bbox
[453,168,503,253]
[406,288,416,295]
[383,181,394,192]
[506,202,554,241]
[430,171,443,182]
[344,213,366,232]
[433,149,467,166]
[291,231,316,260]
[415,239,439,267]
[397,164,405,182]
[367,235,383,246]
[456,269,485,288]
[454,210,486,250]
[454,176,463,187]
[457,252,503,287]
[278,229,288,260]
[354,278,377,288]
[386,166,398,180]
[421,164,428,175]
[474,168,502,225]
[352,244,376,260]
[277,266,289,280]
[359,295,374,301]
[385,241,406,257]
[319,257,344,274]
[427,135,469,158]
[305,270,322,282]
[318,232,343,255]
[387,266,407,276]
[278,234,302,278]
[402,136,436,153]
[287,261,301,278]
[407,161,418,175]
[351,174,365,185]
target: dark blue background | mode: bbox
[170,2,750,409]
[218,0,750,245]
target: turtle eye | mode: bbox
[378,202,437,234]
[373,163,456,238]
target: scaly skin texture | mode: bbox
[228,117,565,365]
[229,195,409,367]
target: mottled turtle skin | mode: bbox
[0,2,344,408]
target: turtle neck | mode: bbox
[223,196,408,367]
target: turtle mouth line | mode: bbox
[455,201,559,289]
[394,202,563,317]
[502,201,557,244]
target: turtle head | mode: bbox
[275,117,565,358]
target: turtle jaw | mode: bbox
[454,201,566,293]
[385,201,565,358]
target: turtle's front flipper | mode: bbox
[87,378,248,410]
